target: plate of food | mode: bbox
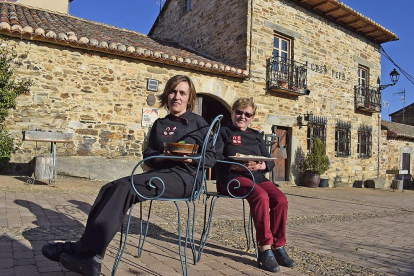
[229,153,277,161]
[163,141,199,155]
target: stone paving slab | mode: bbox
[1,175,414,275]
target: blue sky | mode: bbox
[70,0,413,120]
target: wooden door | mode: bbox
[402,153,411,182]
[194,95,203,116]
[271,127,289,181]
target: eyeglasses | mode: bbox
[234,109,254,118]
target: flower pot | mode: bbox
[303,170,320,188]
[319,178,329,188]
[277,80,288,88]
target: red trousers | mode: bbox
[217,177,288,247]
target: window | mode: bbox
[183,0,191,12]
[357,65,369,96]
[306,115,327,152]
[272,34,291,76]
[335,121,351,157]
[357,125,372,158]
[358,66,368,87]
[273,34,290,62]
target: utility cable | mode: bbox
[380,45,414,85]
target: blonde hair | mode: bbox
[158,75,197,111]
[232,97,257,116]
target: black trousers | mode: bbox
[79,167,197,256]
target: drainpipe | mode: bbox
[377,114,380,177]
[248,0,253,77]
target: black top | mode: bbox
[143,110,217,174]
[215,124,275,184]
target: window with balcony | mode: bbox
[357,125,372,158]
[335,121,351,157]
[355,65,380,112]
[266,33,308,95]
[183,0,191,13]
[306,115,327,152]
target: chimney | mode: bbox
[10,0,74,14]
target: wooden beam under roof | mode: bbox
[345,18,360,26]
[311,1,329,9]
[335,12,351,21]
[325,6,342,16]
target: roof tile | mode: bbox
[381,120,414,140]
[0,2,248,78]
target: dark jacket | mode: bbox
[143,110,217,174]
[215,124,275,185]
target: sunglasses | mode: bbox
[234,109,254,118]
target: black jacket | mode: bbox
[215,124,275,184]
[143,110,217,174]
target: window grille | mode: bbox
[306,115,327,152]
[335,121,351,157]
[357,125,372,158]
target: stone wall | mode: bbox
[390,104,414,126]
[2,0,400,185]
[151,0,248,69]
[150,0,386,185]
[3,38,249,178]
[248,0,383,184]
[380,130,414,188]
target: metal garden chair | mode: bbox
[111,115,222,276]
[196,160,257,262]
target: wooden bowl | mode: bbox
[163,142,199,155]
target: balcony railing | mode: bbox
[354,85,381,113]
[266,57,308,96]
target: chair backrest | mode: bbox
[190,114,223,201]
[130,114,223,201]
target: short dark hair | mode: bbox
[158,75,197,111]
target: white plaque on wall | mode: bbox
[142,108,159,127]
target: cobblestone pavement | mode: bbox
[0,175,413,276]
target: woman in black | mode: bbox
[215,98,296,273]
[41,75,217,276]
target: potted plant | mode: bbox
[303,137,329,188]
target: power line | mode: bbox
[380,45,414,85]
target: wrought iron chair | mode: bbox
[196,160,257,262]
[111,115,222,276]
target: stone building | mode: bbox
[150,0,399,186]
[0,0,407,188]
[390,102,414,126]
[381,120,414,188]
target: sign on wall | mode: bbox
[142,107,159,127]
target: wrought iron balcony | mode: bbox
[354,85,381,113]
[266,57,308,96]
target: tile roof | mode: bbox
[289,0,398,44]
[381,120,414,140]
[0,2,248,78]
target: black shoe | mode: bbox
[272,247,297,268]
[42,241,76,262]
[257,249,280,273]
[59,252,101,276]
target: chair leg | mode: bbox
[243,199,257,257]
[189,201,197,265]
[196,196,220,263]
[243,199,250,250]
[137,201,152,257]
[112,204,136,276]
[173,201,190,276]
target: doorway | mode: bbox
[195,94,231,180]
[270,126,291,181]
